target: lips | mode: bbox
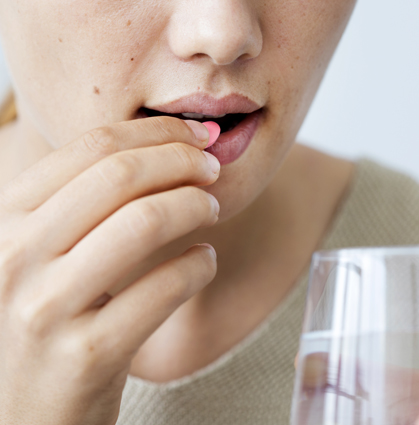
[137,93,264,165]
[146,93,261,115]
[204,109,262,165]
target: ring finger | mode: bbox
[88,243,217,358]
[50,185,219,316]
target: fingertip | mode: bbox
[184,120,210,144]
[197,243,217,260]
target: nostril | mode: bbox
[167,0,263,65]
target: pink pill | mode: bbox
[203,121,221,148]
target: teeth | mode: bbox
[181,112,227,119]
[182,113,204,119]
[207,114,226,118]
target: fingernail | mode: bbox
[203,151,220,174]
[199,243,217,260]
[184,120,209,142]
[207,192,220,216]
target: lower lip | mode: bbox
[204,109,263,165]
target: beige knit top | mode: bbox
[115,158,419,425]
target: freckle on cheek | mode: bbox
[93,86,100,95]
[131,58,134,61]
[127,20,131,26]
[58,38,63,43]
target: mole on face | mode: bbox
[93,86,100,95]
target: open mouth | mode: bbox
[140,107,251,134]
[137,105,264,165]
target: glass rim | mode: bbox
[313,244,419,262]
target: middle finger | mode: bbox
[23,143,220,256]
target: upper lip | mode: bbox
[147,93,262,116]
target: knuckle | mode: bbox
[81,127,118,158]
[122,200,165,241]
[14,294,56,338]
[96,154,137,189]
[0,240,21,277]
[58,332,101,375]
[0,187,12,211]
[0,240,25,302]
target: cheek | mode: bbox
[259,0,356,141]
[1,1,164,82]
[265,0,356,77]
[218,0,357,214]
[0,0,168,145]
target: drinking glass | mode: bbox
[290,246,419,425]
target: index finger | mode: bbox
[0,117,209,211]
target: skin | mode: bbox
[0,0,357,403]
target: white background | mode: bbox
[1,0,418,179]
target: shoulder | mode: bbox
[323,158,419,248]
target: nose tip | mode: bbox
[199,25,261,66]
[168,1,262,66]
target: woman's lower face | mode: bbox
[0,0,356,222]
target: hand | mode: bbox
[0,116,219,425]
[294,352,419,424]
